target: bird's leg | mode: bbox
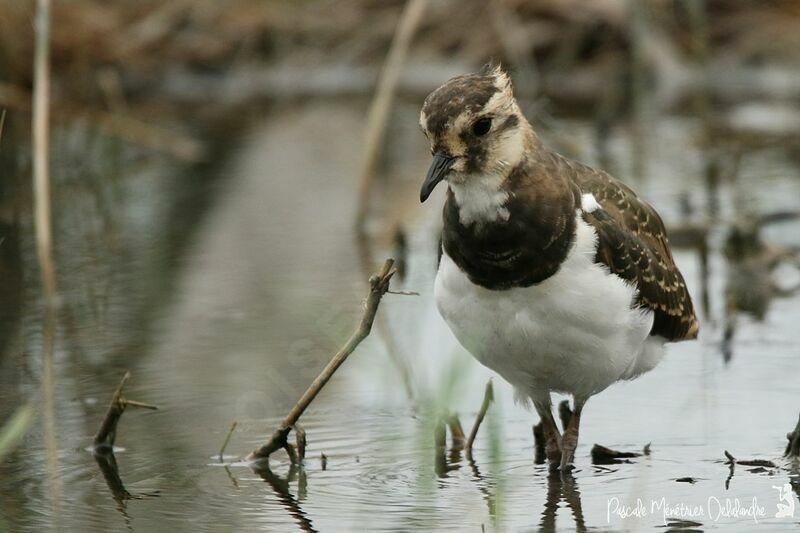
[560,397,586,471]
[534,399,561,469]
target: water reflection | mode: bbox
[0,219,22,357]
[436,441,589,532]
[253,463,316,533]
[40,307,62,521]
[93,449,132,503]
[92,447,161,530]
[538,472,587,533]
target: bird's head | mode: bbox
[418,63,529,202]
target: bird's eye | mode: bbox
[472,117,492,136]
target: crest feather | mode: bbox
[479,60,512,92]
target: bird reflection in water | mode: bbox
[538,471,587,533]
[436,428,588,532]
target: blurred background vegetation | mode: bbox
[2,0,800,140]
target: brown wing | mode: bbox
[571,164,699,341]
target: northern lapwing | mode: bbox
[419,64,699,470]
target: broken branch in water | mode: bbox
[219,421,238,462]
[465,379,494,456]
[785,412,800,458]
[723,449,778,489]
[93,372,158,450]
[591,444,642,465]
[723,450,777,468]
[247,259,397,462]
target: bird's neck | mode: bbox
[448,173,511,226]
[447,123,541,227]
[441,137,580,290]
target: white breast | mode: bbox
[434,214,664,403]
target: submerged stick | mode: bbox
[219,421,238,462]
[591,444,641,465]
[466,380,494,455]
[248,259,397,461]
[93,372,158,450]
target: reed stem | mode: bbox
[33,0,56,300]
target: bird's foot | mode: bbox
[546,434,562,470]
[559,426,579,471]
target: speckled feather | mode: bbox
[550,153,700,341]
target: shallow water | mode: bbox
[0,100,799,532]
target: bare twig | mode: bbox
[466,380,494,455]
[386,290,420,296]
[356,239,416,402]
[93,372,159,450]
[33,0,56,301]
[354,0,428,232]
[247,259,397,461]
[219,421,238,462]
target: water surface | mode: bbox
[0,101,799,532]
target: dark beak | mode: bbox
[420,152,455,203]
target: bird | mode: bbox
[418,64,699,470]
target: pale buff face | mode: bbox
[419,66,527,183]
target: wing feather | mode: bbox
[565,160,699,341]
